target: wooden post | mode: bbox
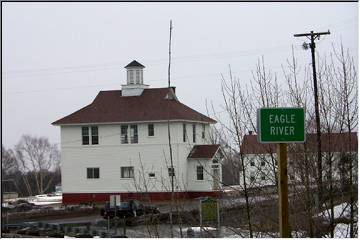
[277,143,290,238]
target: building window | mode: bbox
[82,126,89,145]
[183,124,187,142]
[136,70,140,84]
[196,166,204,180]
[261,172,266,180]
[91,126,98,145]
[148,173,155,178]
[250,174,255,183]
[202,124,205,139]
[212,164,219,169]
[250,160,255,166]
[168,167,175,177]
[121,167,134,178]
[129,70,134,84]
[130,125,138,143]
[121,125,128,144]
[87,168,99,179]
[192,124,196,143]
[148,124,154,136]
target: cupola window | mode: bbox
[129,70,134,84]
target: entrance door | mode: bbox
[212,166,220,190]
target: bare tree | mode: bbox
[331,43,358,238]
[2,145,18,176]
[14,135,60,195]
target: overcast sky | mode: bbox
[2,2,358,149]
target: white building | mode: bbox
[239,132,357,189]
[52,60,223,204]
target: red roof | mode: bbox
[188,144,221,159]
[52,88,216,125]
[240,132,358,154]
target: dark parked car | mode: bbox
[100,200,159,219]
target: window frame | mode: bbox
[121,125,129,144]
[129,70,134,84]
[183,124,187,142]
[91,126,99,145]
[192,124,196,143]
[121,166,134,179]
[202,124,206,139]
[148,124,154,137]
[261,172,266,180]
[82,126,90,145]
[196,165,204,180]
[135,70,140,84]
[250,174,255,183]
[87,167,100,179]
[130,125,138,143]
[168,167,175,177]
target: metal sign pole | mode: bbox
[199,199,203,237]
[123,216,126,236]
[278,143,290,237]
[107,216,110,235]
[217,200,220,237]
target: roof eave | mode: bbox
[52,119,216,126]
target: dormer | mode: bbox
[122,60,149,96]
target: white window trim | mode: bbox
[196,165,204,181]
[87,167,100,179]
[148,124,155,137]
[82,126,99,145]
[129,70,134,84]
[121,166,134,179]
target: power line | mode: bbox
[4,66,285,95]
[3,44,301,79]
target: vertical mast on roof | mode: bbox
[167,19,175,238]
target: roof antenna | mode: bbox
[166,19,175,238]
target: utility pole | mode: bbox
[294,30,330,208]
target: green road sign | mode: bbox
[257,108,305,143]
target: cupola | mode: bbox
[125,60,145,85]
[122,60,149,96]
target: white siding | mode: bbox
[186,159,216,192]
[60,122,215,194]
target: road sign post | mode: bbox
[257,108,305,238]
[278,143,290,237]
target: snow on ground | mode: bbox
[316,202,351,220]
[180,226,306,238]
[334,224,351,238]
[316,202,357,238]
[324,223,353,238]
[182,226,217,232]
[28,201,62,206]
